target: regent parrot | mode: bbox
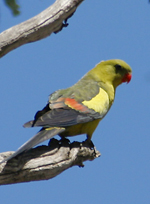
[2,59,132,163]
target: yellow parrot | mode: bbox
[3,59,132,162]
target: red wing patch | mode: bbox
[50,97,90,113]
[65,98,89,113]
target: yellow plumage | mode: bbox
[82,88,110,115]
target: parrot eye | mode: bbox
[114,64,122,73]
[115,64,122,69]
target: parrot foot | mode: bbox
[59,137,70,145]
[48,138,59,147]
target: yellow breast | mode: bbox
[82,88,110,115]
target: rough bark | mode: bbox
[0,139,100,185]
[0,0,84,58]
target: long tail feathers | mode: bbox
[23,120,34,128]
[1,127,65,163]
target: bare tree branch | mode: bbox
[0,139,100,185]
[0,0,84,58]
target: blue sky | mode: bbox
[0,0,150,203]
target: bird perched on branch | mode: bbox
[2,59,132,163]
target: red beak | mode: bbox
[122,73,132,83]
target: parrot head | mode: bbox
[89,59,132,89]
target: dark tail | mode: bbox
[23,120,34,128]
[1,127,65,163]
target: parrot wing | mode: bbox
[24,106,101,128]
[24,82,109,128]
